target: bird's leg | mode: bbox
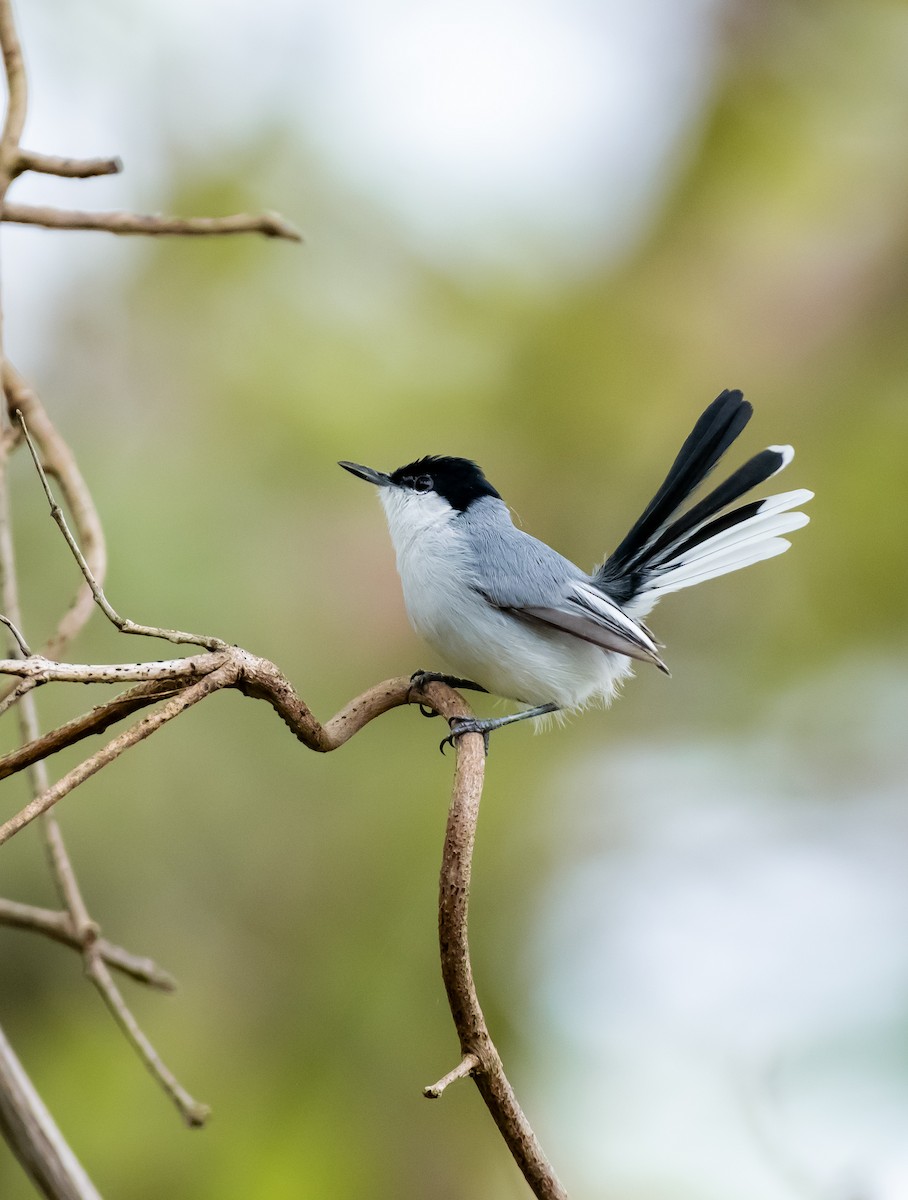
[409,670,489,718]
[439,704,559,756]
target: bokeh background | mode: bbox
[1,0,907,1197]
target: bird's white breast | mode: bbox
[378,487,633,709]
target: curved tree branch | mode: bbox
[427,707,569,1200]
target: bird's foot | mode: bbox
[439,716,493,757]
[409,669,488,694]
[409,670,488,718]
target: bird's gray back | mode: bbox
[458,496,585,607]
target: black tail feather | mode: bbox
[643,447,789,566]
[605,389,751,574]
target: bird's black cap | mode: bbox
[390,455,501,512]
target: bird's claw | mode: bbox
[410,669,489,695]
[410,669,487,719]
[439,717,491,756]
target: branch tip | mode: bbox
[1,201,303,242]
[423,1053,480,1099]
[0,612,29,655]
[16,150,122,179]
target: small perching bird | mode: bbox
[340,389,812,750]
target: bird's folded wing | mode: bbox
[509,582,669,672]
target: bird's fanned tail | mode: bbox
[594,390,812,616]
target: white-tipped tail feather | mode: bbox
[596,393,812,623]
[636,498,812,598]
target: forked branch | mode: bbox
[0,900,176,990]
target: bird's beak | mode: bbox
[338,461,391,487]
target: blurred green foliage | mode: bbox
[1,1,907,1197]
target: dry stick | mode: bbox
[0,653,226,684]
[0,649,219,1126]
[16,409,228,654]
[0,660,236,846]
[15,150,121,178]
[2,202,302,241]
[0,677,190,781]
[0,900,176,990]
[0,673,36,717]
[88,955,209,1126]
[4,365,107,661]
[0,609,27,653]
[424,689,569,1200]
[423,1053,480,1099]
[0,1026,102,1200]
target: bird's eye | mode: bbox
[414,475,433,493]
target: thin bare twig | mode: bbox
[0,652,226,684]
[2,202,303,241]
[86,954,208,1126]
[0,900,176,990]
[0,677,189,781]
[0,673,36,716]
[15,151,121,178]
[16,410,228,653]
[0,611,28,654]
[4,364,107,661]
[424,1053,479,1099]
[0,661,237,845]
